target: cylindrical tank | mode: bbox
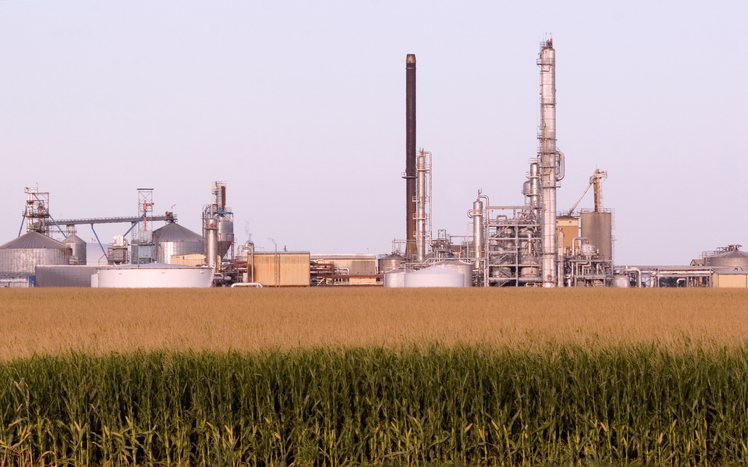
[0,232,72,274]
[378,254,404,274]
[403,266,464,288]
[472,199,483,265]
[62,233,87,265]
[434,260,473,287]
[93,264,213,288]
[153,222,203,264]
[384,269,408,288]
[217,217,234,258]
[528,162,540,209]
[580,244,596,257]
[581,211,613,261]
[705,249,748,271]
[612,275,630,288]
[204,218,218,269]
[520,255,540,278]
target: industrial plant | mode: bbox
[1,39,746,289]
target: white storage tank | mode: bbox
[611,275,630,288]
[403,266,465,288]
[93,263,213,288]
[384,268,408,288]
[433,260,473,287]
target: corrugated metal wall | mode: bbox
[580,212,612,261]
[251,253,310,286]
[35,265,110,287]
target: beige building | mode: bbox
[248,252,310,287]
[712,272,748,288]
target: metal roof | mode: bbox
[715,250,748,259]
[108,263,209,269]
[153,222,202,243]
[62,233,86,245]
[311,254,377,260]
[0,232,70,250]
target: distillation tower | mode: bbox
[202,182,235,271]
[537,38,564,287]
[467,38,564,287]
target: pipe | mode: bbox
[556,151,565,181]
[17,208,26,238]
[90,224,108,259]
[231,282,263,288]
[249,242,255,283]
[621,267,642,288]
[571,236,589,257]
[557,228,565,287]
[592,169,608,212]
[404,54,417,260]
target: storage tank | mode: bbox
[384,268,408,288]
[153,222,203,264]
[581,211,612,261]
[217,216,234,258]
[434,260,473,287]
[62,233,87,265]
[378,254,405,274]
[403,266,464,288]
[0,232,72,274]
[93,264,213,288]
[612,275,630,288]
[704,246,748,271]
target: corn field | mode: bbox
[2,345,748,466]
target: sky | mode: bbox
[1,0,746,265]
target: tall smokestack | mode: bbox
[405,54,417,259]
[538,38,558,287]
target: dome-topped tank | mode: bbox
[704,245,748,271]
[153,222,204,264]
[0,232,72,274]
[433,260,473,287]
[403,266,465,288]
[62,233,87,265]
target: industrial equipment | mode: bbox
[153,221,203,264]
[202,182,235,273]
[404,54,417,260]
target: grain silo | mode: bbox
[153,222,204,264]
[62,233,87,265]
[0,232,72,274]
[703,245,748,271]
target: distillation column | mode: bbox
[404,54,417,260]
[538,39,558,287]
[415,150,431,262]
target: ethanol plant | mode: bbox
[1,39,745,288]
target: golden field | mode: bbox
[1,287,747,359]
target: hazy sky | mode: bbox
[1,0,746,265]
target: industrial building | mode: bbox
[380,39,744,289]
[1,39,744,289]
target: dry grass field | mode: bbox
[1,287,746,359]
